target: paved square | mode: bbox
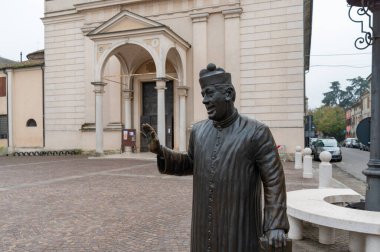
[0,156,350,251]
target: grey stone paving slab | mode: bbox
[0,156,361,251]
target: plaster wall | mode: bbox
[12,67,43,148]
[46,130,121,151]
[44,15,86,149]
[43,0,305,153]
[240,0,305,153]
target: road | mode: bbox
[334,147,370,182]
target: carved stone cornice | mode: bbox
[222,8,243,19]
[190,13,209,23]
[91,81,107,93]
[177,86,189,97]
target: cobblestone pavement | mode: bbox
[0,156,364,251]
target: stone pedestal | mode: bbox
[349,232,365,252]
[319,225,335,244]
[365,234,380,252]
[288,215,303,240]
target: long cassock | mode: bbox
[157,110,289,252]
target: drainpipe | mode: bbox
[41,65,45,148]
[3,68,13,153]
[2,69,9,149]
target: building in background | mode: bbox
[0,51,44,153]
[1,1,313,157]
[346,75,371,138]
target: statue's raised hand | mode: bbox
[142,123,161,155]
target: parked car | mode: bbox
[349,138,360,148]
[344,138,359,148]
[359,142,370,151]
[313,138,342,162]
[343,138,354,147]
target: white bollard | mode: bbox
[319,151,332,188]
[294,146,302,169]
[303,147,313,178]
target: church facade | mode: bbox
[41,0,310,156]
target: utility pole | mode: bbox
[347,0,380,211]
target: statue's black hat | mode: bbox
[199,63,232,88]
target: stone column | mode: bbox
[287,215,303,240]
[178,86,189,152]
[5,69,14,154]
[91,82,107,156]
[223,8,242,109]
[155,79,166,146]
[191,13,209,122]
[123,88,133,152]
[319,225,335,244]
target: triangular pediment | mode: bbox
[88,10,164,35]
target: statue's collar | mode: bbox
[213,109,239,128]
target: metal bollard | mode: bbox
[303,148,313,178]
[294,146,302,169]
[319,151,332,188]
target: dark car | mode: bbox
[313,138,342,162]
[309,137,318,154]
[359,142,370,151]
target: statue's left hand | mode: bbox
[141,123,161,155]
[265,229,287,249]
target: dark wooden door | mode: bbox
[140,81,173,152]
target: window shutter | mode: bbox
[0,77,6,97]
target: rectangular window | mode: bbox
[0,77,6,97]
[0,115,8,139]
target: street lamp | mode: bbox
[347,0,380,211]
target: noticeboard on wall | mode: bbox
[122,129,136,148]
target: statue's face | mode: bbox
[201,85,229,121]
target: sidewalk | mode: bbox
[102,152,366,251]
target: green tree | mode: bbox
[321,81,342,106]
[339,85,355,109]
[347,76,369,98]
[312,106,346,141]
[321,77,369,109]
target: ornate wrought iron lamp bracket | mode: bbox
[348,3,374,49]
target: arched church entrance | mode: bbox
[88,10,190,154]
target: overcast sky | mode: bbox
[0,0,372,109]
[306,0,372,109]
